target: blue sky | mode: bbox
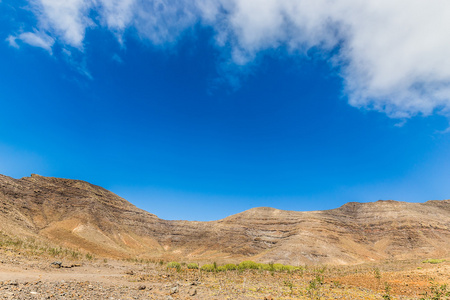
[2,0,450,221]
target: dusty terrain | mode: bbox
[0,243,449,300]
[1,173,450,265]
[1,173,450,299]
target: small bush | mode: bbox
[238,261,259,270]
[200,264,215,272]
[282,265,297,272]
[167,261,181,270]
[374,267,381,279]
[223,263,238,270]
[187,263,199,269]
[272,263,285,271]
[422,259,446,264]
[216,266,227,272]
[257,263,272,271]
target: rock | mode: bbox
[50,262,62,268]
[188,288,197,296]
[264,296,274,300]
[190,280,199,286]
[137,285,146,290]
[170,286,178,294]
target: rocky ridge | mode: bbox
[1,174,449,265]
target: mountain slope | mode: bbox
[1,174,449,264]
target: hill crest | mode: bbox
[1,173,450,265]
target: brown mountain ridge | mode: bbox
[1,173,449,265]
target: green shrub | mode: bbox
[259,263,273,271]
[281,265,297,272]
[216,266,227,272]
[167,261,181,270]
[422,259,446,264]
[223,263,238,270]
[200,264,215,272]
[238,261,259,270]
[196,260,302,273]
[273,263,286,271]
[187,263,199,269]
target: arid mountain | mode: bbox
[1,174,449,265]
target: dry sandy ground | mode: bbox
[1,250,450,299]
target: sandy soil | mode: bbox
[1,249,450,299]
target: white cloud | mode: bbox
[132,0,201,45]
[98,0,135,31]
[30,0,94,48]
[332,1,450,117]
[6,35,19,48]
[11,0,450,118]
[21,31,54,52]
[7,30,54,53]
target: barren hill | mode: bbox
[1,174,449,265]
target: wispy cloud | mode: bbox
[8,0,450,118]
[61,48,93,80]
[6,35,19,48]
[112,53,124,64]
[30,0,95,49]
[7,30,54,53]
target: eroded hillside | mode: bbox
[1,174,449,265]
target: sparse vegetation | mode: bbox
[306,275,324,299]
[1,242,449,300]
[374,267,381,280]
[166,261,181,270]
[238,260,259,270]
[187,263,198,269]
[222,263,238,270]
[283,280,294,295]
[420,280,450,300]
[423,258,446,264]
[332,280,341,288]
[0,230,93,261]
[193,260,303,273]
[382,282,392,300]
[200,264,215,272]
